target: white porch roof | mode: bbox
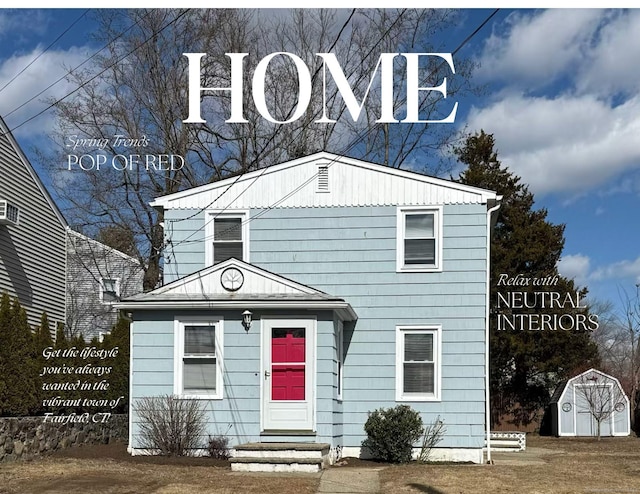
[116,258,357,321]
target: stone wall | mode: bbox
[0,415,128,462]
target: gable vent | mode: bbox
[317,165,329,193]
[0,200,20,226]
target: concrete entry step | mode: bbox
[231,442,331,472]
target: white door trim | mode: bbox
[260,316,316,432]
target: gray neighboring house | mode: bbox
[0,115,66,329]
[66,229,144,340]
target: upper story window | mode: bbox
[396,206,443,272]
[99,278,120,303]
[205,211,250,266]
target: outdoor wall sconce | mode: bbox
[242,310,253,332]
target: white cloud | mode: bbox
[465,93,640,195]
[468,10,640,197]
[592,257,640,283]
[478,9,602,90]
[558,253,591,286]
[576,9,640,97]
[0,46,90,139]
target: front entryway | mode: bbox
[262,318,315,431]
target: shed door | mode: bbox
[575,384,612,436]
[262,319,314,431]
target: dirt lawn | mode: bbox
[1,435,639,494]
[381,435,640,494]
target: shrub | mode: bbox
[207,434,230,459]
[418,415,446,463]
[362,405,424,463]
[135,395,206,456]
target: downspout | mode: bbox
[485,198,502,464]
[119,310,134,454]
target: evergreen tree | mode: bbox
[54,321,68,349]
[103,317,130,413]
[0,292,11,415]
[35,313,54,350]
[34,313,54,415]
[456,130,599,426]
[0,297,39,415]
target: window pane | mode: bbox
[185,326,215,355]
[404,239,435,264]
[405,333,433,361]
[102,290,118,303]
[102,279,117,292]
[405,214,434,238]
[183,358,216,392]
[213,242,243,263]
[404,362,434,393]
[214,218,242,241]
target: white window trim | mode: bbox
[99,277,120,304]
[204,209,250,266]
[174,316,224,400]
[337,320,344,401]
[396,206,443,273]
[395,325,441,402]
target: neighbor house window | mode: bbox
[174,318,223,399]
[205,211,249,266]
[396,207,442,272]
[396,326,441,401]
[99,278,120,303]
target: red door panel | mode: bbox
[271,365,305,400]
[271,328,306,401]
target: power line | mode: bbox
[168,8,500,251]
[1,9,187,136]
[0,10,90,96]
[166,8,408,251]
[174,8,360,226]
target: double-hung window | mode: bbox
[396,326,440,401]
[99,278,120,303]
[397,207,442,272]
[175,318,223,399]
[205,211,249,266]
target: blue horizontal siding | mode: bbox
[249,205,487,449]
[130,310,338,448]
[143,203,489,452]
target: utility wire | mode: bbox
[0,9,90,96]
[169,8,500,251]
[174,8,360,225]
[1,9,186,135]
[167,8,407,250]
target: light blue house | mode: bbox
[120,152,501,468]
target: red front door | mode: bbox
[271,328,306,400]
[262,319,314,431]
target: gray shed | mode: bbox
[550,368,630,437]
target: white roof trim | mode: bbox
[116,299,356,320]
[151,152,498,209]
[115,258,357,320]
[567,368,625,389]
[129,258,324,298]
[66,228,140,265]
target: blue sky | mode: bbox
[0,8,638,316]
